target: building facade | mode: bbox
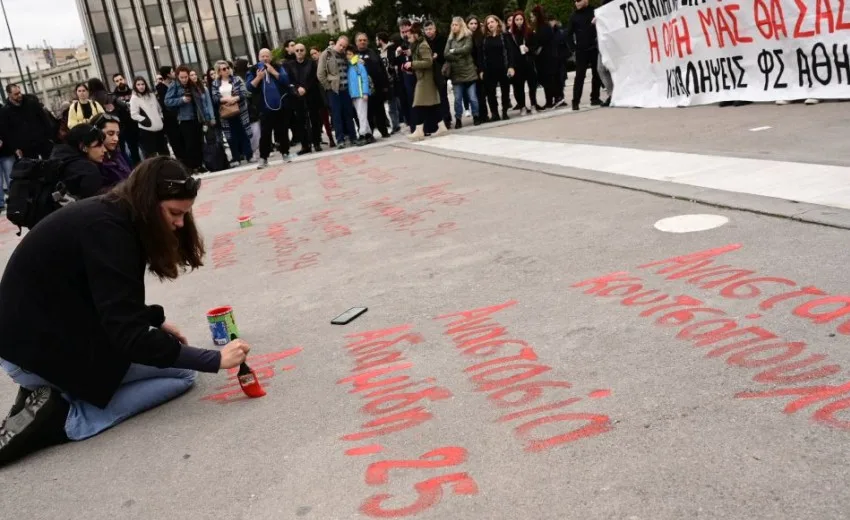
[300,0,320,33]
[327,0,367,32]
[3,57,94,114]
[75,0,307,82]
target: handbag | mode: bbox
[220,101,239,119]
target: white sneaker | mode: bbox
[775,99,789,105]
[257,159,268,169]
[804,98,820,105]
[463,109,471,118]
[229,160,242,168]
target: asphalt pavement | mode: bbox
[1,101,849,520]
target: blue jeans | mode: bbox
[453,82,479,121]
[0,156,14,208]
[327,90,357,143]
[226,118,253,162]
[388,96,401,131]
[0,358,196,441]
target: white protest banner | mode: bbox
[596,0,850,107]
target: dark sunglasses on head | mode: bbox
[159,176,201,197]
[91,113,121,128]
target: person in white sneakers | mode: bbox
[130,77,169,157]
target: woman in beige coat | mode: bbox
[403,23,449,141]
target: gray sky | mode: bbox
[0,0,332,49]
[0,0,84,48]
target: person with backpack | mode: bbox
[49,124,106,199]
[0,157,252,467]
[67,83,105,129]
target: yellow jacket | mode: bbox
[67,100,105,128]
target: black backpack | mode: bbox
[6,158,67,235]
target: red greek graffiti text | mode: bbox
[262,221,317,272]
[257,169,281,183]
[276,186,293,202]
[211,232,238,269]
[435,301,613,452]
[239,193,256,215]
[359,447,478,518]
[637,244,850,336]
[217,172,254,194]
[359,167,398,184]
[200,347,302,403]
[342,154,366,166]
[362,197,438,232]
[571,269,850,431]
[337,325,477,517]
[193,201,215,217]
[403,182,478,206]
[311,209,353,241]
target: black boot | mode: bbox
[6,387,32,418]
[501,110,510,121]
[472,117,481,126]
[490,113,501,122]
[0,387,70,467]
[455,118,463,130]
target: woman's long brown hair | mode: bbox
[105,157,204,280]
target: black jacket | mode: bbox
[0,95,55,158]
[50,144,103,199]
[357,47,388,93]
[566,6,598,52]
[285,58,322,106]
[0,198,221,408]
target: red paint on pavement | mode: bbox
[346,444,385,456]
[201,347,302,403]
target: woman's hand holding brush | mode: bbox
[219,339,251,369]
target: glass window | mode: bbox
[202,18,219,38]
[125,32,142,51]
[154,46,170,67]
[172,1,188,22]
[116,0,130,6]
[205,39,224,62]
[95,33,115,54]
[34,81,38,90]
[197,0,214,19]
[230,37,247,58]
[150,25,168,46]
[276,9,291,30]
[129,51,146,73]
[102,54,120,79]
[312,21,317,28]
[223,0,237,16]
[86,0,104,12]
[118,8,136,29]
[144,5,163,26]
[91,11,109,30]
[227,15,243,35]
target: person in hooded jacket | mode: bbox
[49,124,106,200]
[130,77,169,157]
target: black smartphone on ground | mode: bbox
[331,307,368,325]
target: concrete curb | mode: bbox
[396,141,850,231]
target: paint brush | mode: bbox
[237,362,267,398]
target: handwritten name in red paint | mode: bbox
[403,182,477,207]
[257,169,282,183]
[275,186,293,202]
[217,172,254,194]
[262,221,319,272]
[239,193,256,215]
[359,447,478,518]
[359,167,398,184]
[435,302,613,452]
[211,232,238,269]
[316,158,360,202]
[311,209,353,241]
[337,325,478,518]
[341,154,366,166]
[201,347,302,403]
[362,198,437,233]
[637,244,850,336]
[193,201,215,218]
[572,267,850,432]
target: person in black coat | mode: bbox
[49,123,106,200]
[479,15,517,122]
[0,157,251,467]
[531,5,563,108]
[466,16,489,122]
[0,84,55,161]
[286,43,324,154]
[565,0,603,110]
[509,12,541,113]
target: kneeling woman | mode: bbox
[0,157,250,466]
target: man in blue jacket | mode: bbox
[247,49,293,168]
